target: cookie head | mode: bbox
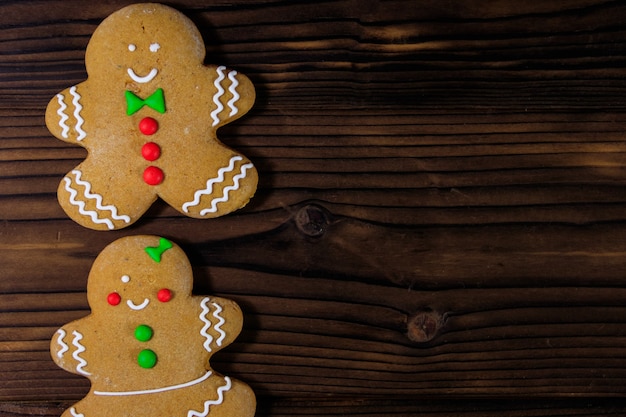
[87,236,192,314]
[85,3,205,84]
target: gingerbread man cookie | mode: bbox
[51,235,255,417]
[45,3,258,230]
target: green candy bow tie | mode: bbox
[126,88,166,115]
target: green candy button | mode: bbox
[134,324,153,342]
[137,349,157,369]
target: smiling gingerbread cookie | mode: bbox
[51,235,255,417]
[45,3,258,230]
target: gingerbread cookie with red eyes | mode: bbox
[45,3,258,230]
[50,235,255,417]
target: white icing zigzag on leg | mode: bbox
[71,330,91,376]
[199,297,214,353]
[71,170,131,223]
[55,329,69,358]
[69,86,87,141]
[187,376,232,417]
[227,70,240,117]
[182,156,242,213]
[63,176,114,230]
[63,169,131,230]
[199,162,253,216]
[56,94,70,139]
[69,407,85,417]
[211,302,226,347]
[210,66,226,127]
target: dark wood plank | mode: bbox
[2,0,626,415]
[4,398,626,417]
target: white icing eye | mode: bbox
[128,44,136,52]
[149,43,160,53]
[121,275,130,283]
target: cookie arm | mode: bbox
[45,83,88,144]
[197,296,244,354]
[208,66,256,128]
[50,322,92,377]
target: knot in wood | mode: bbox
[295,204,330,238]
[407,311,442,343]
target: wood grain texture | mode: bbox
[2,0,626,415]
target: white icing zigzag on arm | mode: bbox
[69,86,87,141]
[210,66,226,127]
[55,329,69,358]
[187,376,232,417]
[211,302,226,347]
[182,156,242,213]
[71,330,90,376]
[199,297,214,352]
[199,162,253,216]
[63,169,131,230]
[227,70,240,117]
[56,94,70,138]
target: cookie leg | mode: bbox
[57,165,156,230]
[60,399,93,417]
[187,376,256,417]
[217,378,256,417]
[173,154,258,219]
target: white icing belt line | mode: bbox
[63,169,131,230]
[188,376,232,417]
[71,330,90,376]
[94,370,213,396]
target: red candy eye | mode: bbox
[107,292,121,306]
[157,288,172,303]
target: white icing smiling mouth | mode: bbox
[127,68,158,83]
[127,298,150,310]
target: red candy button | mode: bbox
[142,142,161,161]
[143,166,164,185]
[157,288,172,303]
[139,117,159,135]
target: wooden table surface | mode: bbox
[2,0,626,415]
